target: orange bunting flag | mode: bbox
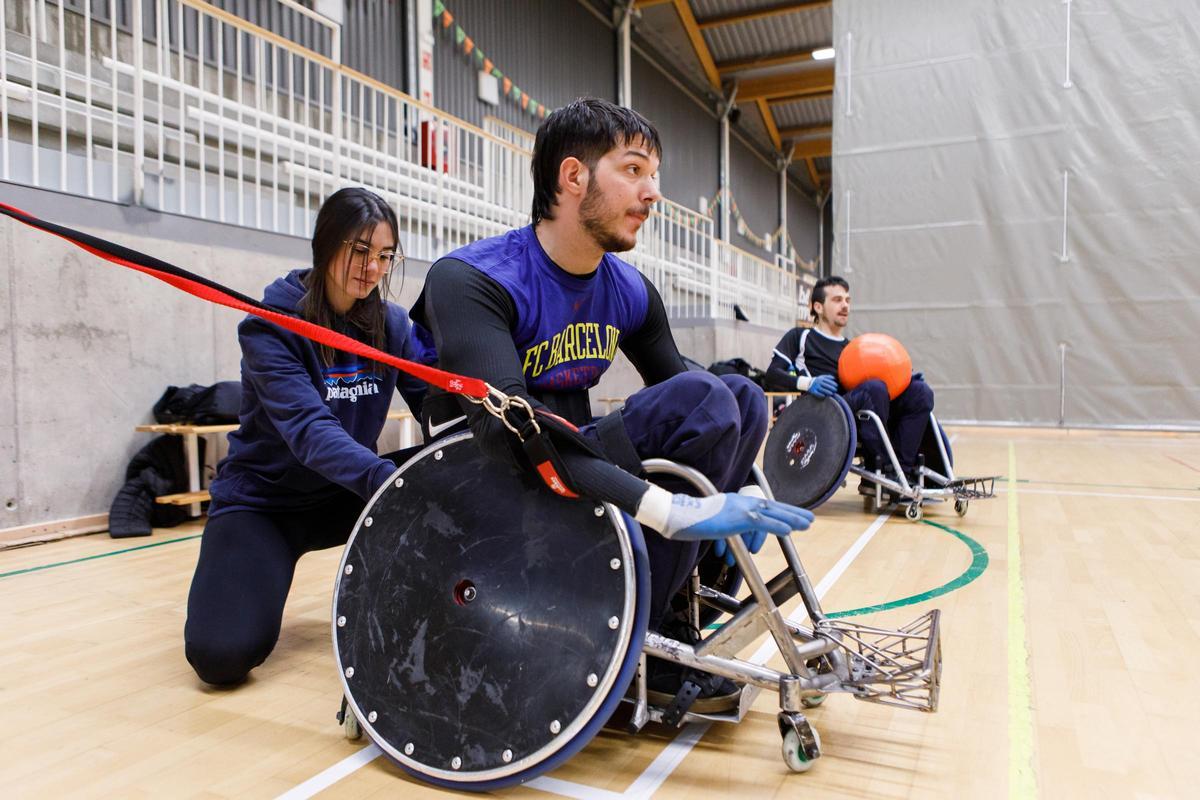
[442,10,453,28]
[503,77,512,96]
[463,37,473,55]
[521,94,530,110]
[482,58,493,74]
[539,105,547,118]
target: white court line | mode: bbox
[526,775,625,800]
[279,513,893,800]
[995,487,1200,503]
[275,743,381,800]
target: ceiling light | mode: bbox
[811,47,835,61]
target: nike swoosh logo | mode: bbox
[427,414,468,438]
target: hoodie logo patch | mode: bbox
[323,363,381,404]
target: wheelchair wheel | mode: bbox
[333,432,650,791]
[764,394,857,509]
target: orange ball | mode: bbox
[838,333,912,400]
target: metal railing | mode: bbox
[1,0,814,325]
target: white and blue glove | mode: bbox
[807,374,839,398]
[635,484,814,566]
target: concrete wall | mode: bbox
[0,183,428,534]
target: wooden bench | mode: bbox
[137,410,417,517]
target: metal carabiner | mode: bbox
[465,384,541,440]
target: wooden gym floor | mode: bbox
[2,426,1198,799]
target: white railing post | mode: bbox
[132,0,146,205]
[331,33,343,189]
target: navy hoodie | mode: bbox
[208,269,426,515]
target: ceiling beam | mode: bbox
[671,0,721,90]
[791,137,831,159]
[697,1,832,30]
[804,157,821,189]
[736,67,834,101]
[717,49,821,75]
[779,123,832,138]
[756,98,782,151]
[768,89,833,105]
[633,0,673,7]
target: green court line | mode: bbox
[0,534,203,580]
[702,517,989,629]
[1007,444,1038,799]
[823,519,989,619]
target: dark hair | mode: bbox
[530,97,662,225]
[810,275,849,318]
[304,187,399,368]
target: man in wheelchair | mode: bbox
[765,276,936,493]
[410,98,813,719]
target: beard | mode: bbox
[579,175,646,253]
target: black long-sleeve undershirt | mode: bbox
[413,257,686,513]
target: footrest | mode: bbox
[818,609,942,712]
[947,476,996,499]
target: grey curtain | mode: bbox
[830,0,1200,428]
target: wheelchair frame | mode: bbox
[850,410,997,521]
[334,437,945,780]
[624,462,943,772]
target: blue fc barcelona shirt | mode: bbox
[437,225,650,392]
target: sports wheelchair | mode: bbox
[764,393,996,521]
[331,431,942,790]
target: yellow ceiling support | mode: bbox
[671,0,722,90]
[757,98,782,151]
[736,67,834,101]
[717,49,821,75]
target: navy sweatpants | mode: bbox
[843,377,934,471]
[583,371,768,629]
[184,491,365,685]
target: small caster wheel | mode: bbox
[954,498,968,517]
[778,712,821,773]
[337,695,363,741]
[344,712,362,740]
[904,503,922,522]
[801,693,827,708]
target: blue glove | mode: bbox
[712,530,766,566]
[657,492,814,568]
[808,374,838,398]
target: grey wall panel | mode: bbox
[832,0,1200,428]
[787,183,818,264]
[341,0,408,89]
[630,51,717,212]
[728,134,779,258]
[431,0,615,134]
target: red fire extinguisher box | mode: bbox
[420,120,453,173]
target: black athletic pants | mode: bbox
[183,489,366,686]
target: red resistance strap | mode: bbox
[0,203,598,499]
[0,202,488,399]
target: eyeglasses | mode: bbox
[344,240,404,272]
